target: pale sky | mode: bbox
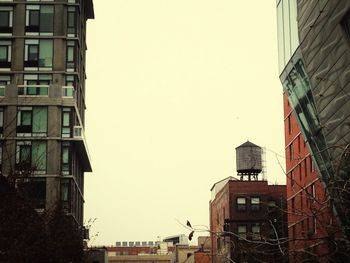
[84,0,286,246]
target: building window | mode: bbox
[66,40,76,71]
[268,200,276,208]
[0,40,11,69]
[237,225,247,240]
[310,156,315,172]
[250,197,260,211]
[236,197,246,211]
[61,142,71,175]
[62,108,72,137]
[300,191,303,211]
[24,39,53,69]
[17,106,48,136]
[15,141,47,174]
[0,107,3,134]
[67,6,77,37]
[291,198,295,213]
[61,178,71,211]
[287,114,292,134]
[251,224,261,240]
[0,75,10,96]
[19,74,51,96]
[290,170,295,186]
[25,5,54,35]
[311,216,317,234]
[289,143,293,161]
[0,6,13,35]
[17,177,46,209]
[63,75,76,97]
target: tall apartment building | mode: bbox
[209,142,287,263]
[277,0,350,261]
[0,0,94,227]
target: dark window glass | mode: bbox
[17,107,48,135]
[0,11,9,27]
[19,144,31,165]
[29,10,39,27]
[62,108,72,137]
[19,110,32,133]
[28,45,38,61]
[26,6,53,34]
[0,46,7,61]
[61,179,71,211]
[237,197,246,211]
[251,197,260,211]
[39,6,54,33]
[61,142,71,175]
[17,178,46,209]
[288,114,292,134]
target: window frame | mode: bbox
[15,140,47,174]
[250,196,260,211]
[24,39,53,70]
[251,224,261,240]
[61,141,72,175]
[236,197,246,212]
[237,224,247,240]
[0,6,13,35]
[0,40,11,68]
[62,107,73,137]
[0,75,10,96]
[25,5,54,35]
[17,106,48,136]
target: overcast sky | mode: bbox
[84,0,286,246]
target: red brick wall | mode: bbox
[283,93,340,262]
[210,179,286,263]
[194,251,211,263]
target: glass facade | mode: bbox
[277,0,299,73]
[281,52,333,183]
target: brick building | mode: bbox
[209,142,287,263]
[283,93,341,261]
[210,177,287,263]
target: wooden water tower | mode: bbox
[236,141,262,181]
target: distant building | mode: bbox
[85,247,108,263]
[108,254,171,263]
[163,234,189,246]
[171,237,211,263]
[209,142,287,263]
[107,245,158,256]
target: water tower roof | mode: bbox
[235,140,261,149]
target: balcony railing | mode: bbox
[18,85,49,96]
[71,125,92,172]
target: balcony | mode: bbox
[18,85,49,96]
[71,125,92,172]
